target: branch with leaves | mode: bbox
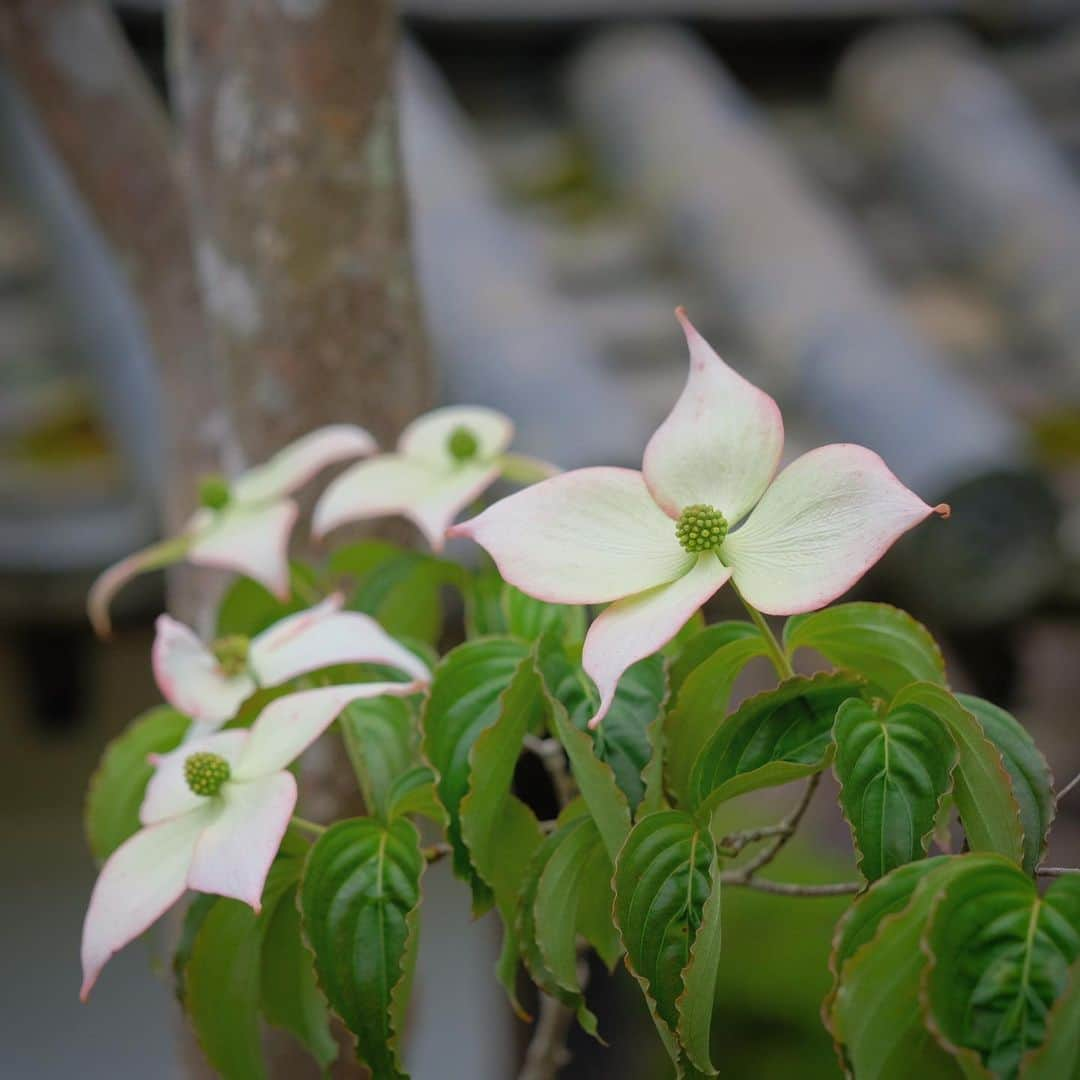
[80,312,1075,1079]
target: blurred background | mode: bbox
[1,0,1079,1076]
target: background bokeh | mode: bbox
[2,2,1079,1076]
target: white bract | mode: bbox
[313,405,553,552]
[451,309,948,728]
[79,680,419,1000]
[153,593,431,736]
[88,425,377,636]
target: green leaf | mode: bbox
[784,601,946,696]
[502,582,585,645]
[541,647,666,813]
[85,706,190,860]
[463,566,508,637]
[663,632,770,807]
[300,817,424,1079]
[827,855,995,1080]
[260,885,337,1071]
[1021,958,1080,1079]
[613,810,717,1077]
[823,856,952,1025]
[340,693,420,820]
[460,652,547,1014]
[833,697,957,881]
[923,862,1080,1079]
[215,563,316,637]
[385,765,447,826]
[676,853,724,1075]
[330,540,460,645]
[420,636,530,909]
[518,813,612,1037]
[548,692,632,865]
[688,673,865,813]
[957,694,1054,875]
[667,620,763,700]
[184,852,304,1080]
[893,684,1024,866]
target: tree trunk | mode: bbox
[169,0,432,468]
[0,1,222,575]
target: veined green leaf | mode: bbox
[957,695,1054,875]
[184,849,308,1080]
[688,673,864,813]
[300,818,424,1079]
[667,620,763,700]
[549,692,631,865]
[827,855,997,1080]
[460,653,547,1015]
[923,863,1080,1079]
[541,645,666,813]
[676,853,724,1075]
[420,637,530,910]
[1021,958,1080,1079]
[260,885,337,1071]
[330,540,461,645]
[385,765,447,826]
[893,684,1024,867]
[613,810,717,1077]
[463,566,507,637]
[833,698,957,881]
[85,706,190,861]
[502,582,585,645]
[518,812,612,1038]
[784,602,946,696]
[340,693,420,821]
[664,632,770,807]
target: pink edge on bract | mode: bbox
[721,443,947,616]
[187,499,299,600]
[583,553,733,729]
[229,424,378,505]
[448,467,693,605]
[185,772,297,910]
[86,536,191,638]
[80,807,213,1000]
[151,614,255,727]
[641,308,785,525]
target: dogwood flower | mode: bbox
[450,309,949,728]
[79,680,419,1000]
[313,405,555,552]
[153,593,431,736]
[88,425,377,636]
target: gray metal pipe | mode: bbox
[837,24,1080,397]
[567,25,1059,626]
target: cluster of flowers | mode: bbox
[81,309,946,999]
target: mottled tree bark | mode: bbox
[0,0,222,549]
[170,0,432,468]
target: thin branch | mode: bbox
[723,875,861,897]
[1057,771,1080,801]
[734,771,823,881]
[423,841,453,863]
[1037,866,1080,877]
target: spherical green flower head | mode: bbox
[198,473,231,511]
[675,504,729,554]
[183,752,231,797]
[211,634,250,678]
[447,426,480,463]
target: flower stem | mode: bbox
[290,815,326,837]
[733,585,794,680]
[1057,771,1080,802]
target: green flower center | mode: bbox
[675,504,728,553]
[183,752,231,797]
[198,473,231,511]
[211,634,250,678]
[446,426,479,462]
